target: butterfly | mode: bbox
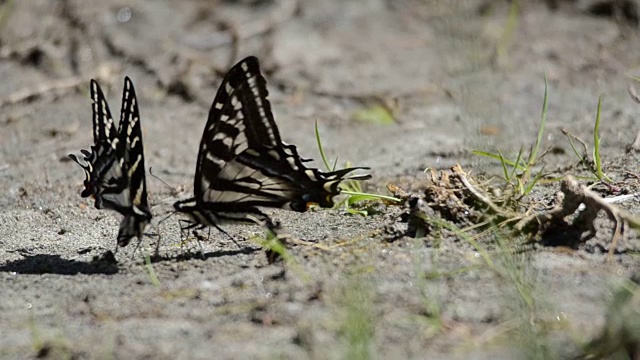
[69,77,152,247]
[173,56,371,233]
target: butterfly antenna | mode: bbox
[149,167,181,197]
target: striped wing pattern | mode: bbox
[69,77,152,247]
[174,56,370,228]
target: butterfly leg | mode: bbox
[211,223,242,249]
[178,219,195,254]
[193,228,206,259]
[131,240,142,261]
[154,236,161,258]
[244,211,286,264]
[178,220,189,254]
[152,225,162,258]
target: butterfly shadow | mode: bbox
[0,253,119,275]
[148,246,261,264]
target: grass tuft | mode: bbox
[472,73,550,198]
[144,253,161,287]
[351,105,395,125]
[250,230,310,282]
[314,120,400,214]
[561,95,612,182]
[337,272,374,360]
[592,95,611,182]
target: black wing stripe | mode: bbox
[90,80,117,146]
[120,77,150,211]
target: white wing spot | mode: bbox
[323,181,339,192]
[128,155,142,178]
[287,156,298,171]
[127,119,136,135]
[131,136,140,148]
[245,148,260,157]
[231,96,242,110]
[305,170,317,181]
[268,150,280,160]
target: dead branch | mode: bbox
[626,130,640,153]
[451,164,640,260]
[451,164,518,219]
[516,176,640,259]
[627,85,640,152]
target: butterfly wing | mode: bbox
[182,58,282,225]
[186,56,370,218]
[215,57,370,211]
[114,77,152,246]
[69,79,124,209]
[69,78,151,246]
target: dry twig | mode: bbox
[451,164,518,219]
[516,176,640,260]
[451,165,640,260]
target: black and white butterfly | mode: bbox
[173,56,371,233]
[69,77,152,247]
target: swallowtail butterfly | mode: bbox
[174,56,371,232]
[69,77,152,247]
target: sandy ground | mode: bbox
[1,0,640,359]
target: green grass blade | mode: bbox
[347,194,380,205]
[346,208,368,216]
[492,228,535,309]
[315,120,333,171]
[497,149,510,181]
[341,179,363,193]
[352,105,395,125]
[144,253,161,287]
[495,0,519,65]
[331,156,339,172]
[564,132,585,164]
[0,0,14,32]
[511,146,525,181]
[340,275,375,360]
[251,231,311,282]
[528,73,548,166]
[341,190,401,203]
[522,168,545,196]
[419,216,497,271]
[472,150,525,170]
[593,95,611,182]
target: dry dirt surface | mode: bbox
[2,1,640,359]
